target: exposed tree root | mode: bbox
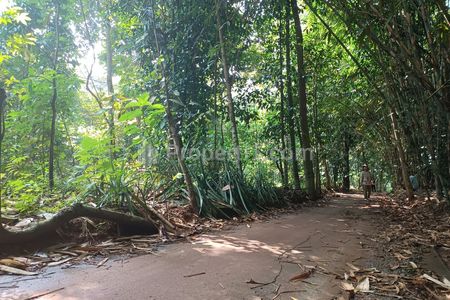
[0,203,158,245]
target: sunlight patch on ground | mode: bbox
[191,234,284,256]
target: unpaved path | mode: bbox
[2,193,383,300]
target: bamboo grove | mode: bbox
[0,0,448,217]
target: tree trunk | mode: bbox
[0,204,158,245]
[284,0,301,189]
[151,27,199,213]
[390,107,414,199]
[323,155,332,190]
[312,65,321,194]
[165,99,198,213]
[290,0,315,197]
[215,0,242,175]
[278,4,289,188]
[49,2,60,191]
[342,132,350,192]
[332,164,338,189]
[105,16,116,157]
[0,87,5,222]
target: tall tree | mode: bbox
[290,0,315,197]
[215,0,242,175]
[104,10,116,157]
[277,2,288,187]
[48,1,61,191]
[284,0,300,189]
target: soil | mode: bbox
[0,193,432,299]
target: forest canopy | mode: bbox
[0,0,448,218]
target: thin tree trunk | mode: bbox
[151,24,198,213]
[164,84,198,213]
[278,3,289,187]
[215,0,242,175]
[49,2,60,191]
[313,74,321,193]
[333,164,338,189]
[342,132,350,192]
[105,16,115,158]
[284,0,300,189]
[390,107,414,199]
[290,0,315,197]
[323,155,332,190]
[0,87,6,222]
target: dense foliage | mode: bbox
[0,0,448,217]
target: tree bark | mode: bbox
[0,87,5,221]
[342,132,350,192]
[390,107,414,199]
[215,0,242,175]
[323,155,332,190]
[49,1,60,191]
[290,0,315,197]
[312,65,321,193]
[0,204,158,245]
[105,15,116,156]
[284,0,301,189]
[278,4,289,188]
[151,24,199,213]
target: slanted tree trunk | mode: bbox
[215,0,242,175]
[0,204,158,245]
[290,0,315,197]
[284,0,301,189]
[49,2,60,191]
[278,4,289,188]
[390,107,414,199]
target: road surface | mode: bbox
[2,193,382,300]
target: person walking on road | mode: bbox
[360,164,373,200]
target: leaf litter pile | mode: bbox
[339,192,450,299]
[0,198,313,279]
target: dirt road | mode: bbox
[2,193,382,300]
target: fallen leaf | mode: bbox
[346,263,360,271]
[0,259,27,270]
[47,257,74,267]
[245,278,264,284]
[341,281,354,291]
[421,274,450,290]
[409,261,418,269]
[0,265,37,276]
[289,269,313,282]
[96,257,109,268]
[390,263,400,270]
[355,277,370,292]
[393,252,409,261]
[402,249,413,255]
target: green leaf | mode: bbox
[119,109,142,121]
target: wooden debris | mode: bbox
[96,257,109,268]
[47,257,74,267]
[0,258,27,270]
[183,272,206,278]
[0,265,37,276]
